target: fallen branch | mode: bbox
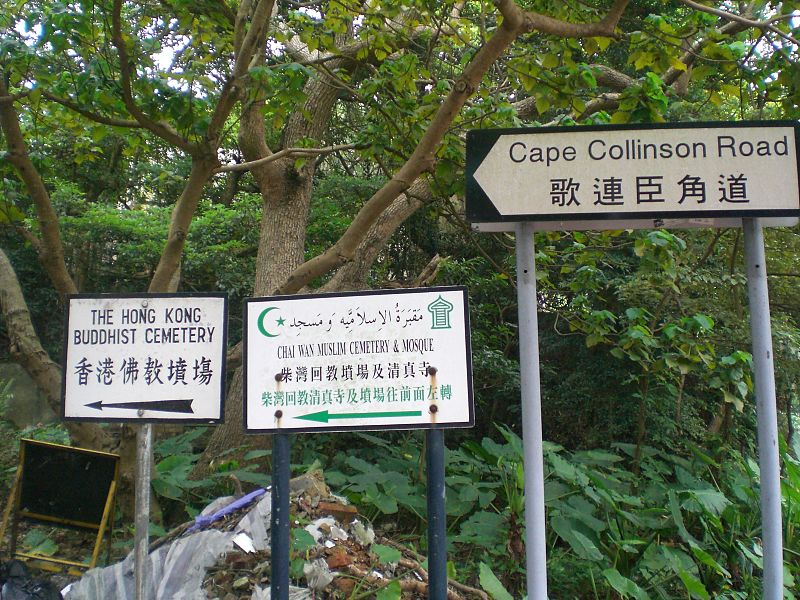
[345,562,466,600]
[378,537,490,599]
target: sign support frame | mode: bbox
[743,217,784,600]
[508,219,787,598]
[426,428,447,599]
[271,432,291,600]
[134,423,153,600]
[515,222,549,599]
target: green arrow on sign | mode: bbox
[295,410,423,423]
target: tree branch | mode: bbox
[276,0,634,294]
[0,246,110,450]
[0,76,77,296]
[40,90,142,128]
[148,157,219,292]
[215,143,362,173]
[111,0,197,153]
[520,0,630,38]
[209,0,277,144]
[0,90,31,104]
[234,0,275,77]
[679,0,800,46]
[321,179,434,292]
[591,64,636,90]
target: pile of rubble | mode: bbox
[63,472,488,599]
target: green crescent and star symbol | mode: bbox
[257,306,286,337]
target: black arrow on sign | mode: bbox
[85,399,195,414]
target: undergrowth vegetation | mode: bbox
[140,425,800,599]
[2,372,799,598]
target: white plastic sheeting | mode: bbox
[64,493,311,600]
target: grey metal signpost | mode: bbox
[743,218,784,599]
[467,121,800,599]
[515,222,548,599]
[135,424,153,599]
[62,293,228,600]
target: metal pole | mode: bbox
[515,222,548,599]
[134,423,153,600]
[743,217,784,600]
[271,432,291,600]
[426,428,447,599]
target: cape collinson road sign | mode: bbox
[244,287,474,433]
[466,121,800,227]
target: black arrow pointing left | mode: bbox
[85,399,195,414]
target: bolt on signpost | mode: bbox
[466,121,800,599]
[62,294,228,600]
[243,287,474,599]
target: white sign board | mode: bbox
[466,121,800,226]
[244,287,474,433]
[62,294,227,422]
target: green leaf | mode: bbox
[690,546,731,578]
[669,57,688,71]
[602,568,650,599]
[541,53,559,68]
[551,516,604,561]
[376,580,402,600]
[23,530,59,557]
[367,490,398,514]
[291,529,317,554]
[692,314,714,330]
[479,562,514,600]
[535,96,551,114]
[678,570,710,600]
[372,543,402,565]
[668,490,700,547]
[454,511,506,549]
[243,450,271,460]
[447,561,457,579]
[0,201,26,224]
[687,488,731,516]
[151,478,184,501]
[722,389,744,411]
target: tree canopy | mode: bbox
[2,0,800,594]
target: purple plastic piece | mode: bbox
[187,488,267,533]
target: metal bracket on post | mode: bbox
[743,217,784,600]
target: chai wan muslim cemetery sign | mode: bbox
[244,287,474,433]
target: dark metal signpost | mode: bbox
[244,287,474,599]
[467,121,800,600]
[62,293,228,600]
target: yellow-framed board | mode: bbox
[0,439,119,573]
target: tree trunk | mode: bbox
[192,67,342,477]
[0,247,112,451]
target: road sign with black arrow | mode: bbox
[62,294,227,423]
[466,121,800,229]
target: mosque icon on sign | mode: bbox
[427,296,454,329]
